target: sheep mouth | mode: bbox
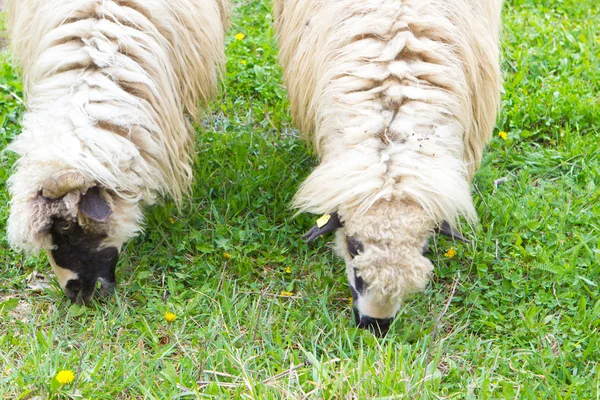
[55,248,119,304]
[65,277,116,305]
[352,307,394,337]
[49,218,119,304]
[95,278,116,298]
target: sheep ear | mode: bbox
[435,221,470,243]
[302,211,344,242]
[79,187,112,223]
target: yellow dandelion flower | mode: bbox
[164,312,177,323]
[444,248,457,258]
[55,370,75,385]
[498,131,508,140]
[280,291,294,297]
[235,33,245,41]
[223,252,232,260]
[285,267,291,274]
[169,217,175,224]
[240,59,247,65]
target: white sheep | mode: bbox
[5,0,229,303]
[274,0,502,335]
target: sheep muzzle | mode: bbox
[48,217,119,305]
[353,308,394,337]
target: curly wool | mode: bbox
[335,200,434,307]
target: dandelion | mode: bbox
[164,311,177,323]
[240,59,247,65]
[285,267,291,273]
[235,33,245,41]
[55,370,75,385]
[223,252,232,260]
[444,248,457,258]
[498,131,507,140]
[169,217,175,224]
[280,291,294,297]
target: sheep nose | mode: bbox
[354,309,394,337]
[64,279,84,304]
[65,287,81,304]
[96,278,115,298]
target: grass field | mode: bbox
[1,0,599,398]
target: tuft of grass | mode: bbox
[1,0,599,398]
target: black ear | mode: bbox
[302,211,344,243]
[435,221,471,243]
[79,187,112,222]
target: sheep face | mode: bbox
[10,170,138,304]
[47,216,119,305]
[334,200,435,337]
[41,178,122,304]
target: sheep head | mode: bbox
[40,170,119,304]
[304,199,467,336]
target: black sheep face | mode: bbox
[47,217,119,305]
[39,181,120,305]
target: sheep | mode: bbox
[4,0,229,304]
[274,0,502,335]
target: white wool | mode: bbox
[5,0,229,253]
[275,0,502,312]
[275,0,502,224]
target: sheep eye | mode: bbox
[59,221,72,231]
[347,236,363,258]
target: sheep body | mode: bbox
[274,0,502,325]
[6,0,229,253]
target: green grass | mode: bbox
[1,0,599,398]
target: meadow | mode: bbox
[0,0,598,398]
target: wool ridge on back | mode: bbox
[274,0,503,321]
[6,0,229,252]
[275,0,502,226]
